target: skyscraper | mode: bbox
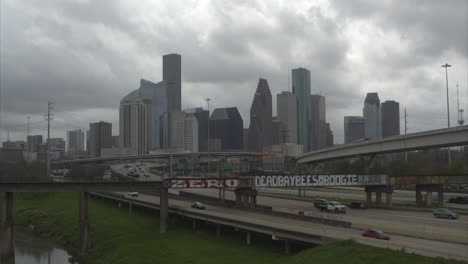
[344,116,365,143]
[163,53,182,112]
[27,135,43,152]
[160,111,198,152]
[184,108,209,152]
[120,97,153,154]
[248,78,272,152]
[381,100,400,137]
[310,95,326,151]
[292,68,311,151]
[89,121,112,157]
[276,91,297,144]
[210,107,243,151]
[363,93,382,139]
[124,79,167,149]
[67,129,84,153]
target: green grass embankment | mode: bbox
[14,193,465,264]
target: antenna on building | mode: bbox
[288,70,290,92]
[457,83,464,126]
[7,128,10,142]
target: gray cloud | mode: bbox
[1,0,467,145]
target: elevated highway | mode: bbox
[53,151,261,165]
[297,125,468,164]
[93,192,468,261]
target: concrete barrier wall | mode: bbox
[178,191,351,228]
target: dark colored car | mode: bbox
[433,208,458,219]
[349,202,368,209]
[448,196,468,204]
[362,229,390,240]
[314,199,328,210]
[191,202,206,210]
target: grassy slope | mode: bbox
[14,193,464,264]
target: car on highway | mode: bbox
[433,208,458,219]
[362,229,390,240]
[448,196,468,204]
[326,201,347,213]
[314,199,328,210]
[127,192,139,197]
[348,202,368,209]
[191,202,206,210]
[144,174,150,178]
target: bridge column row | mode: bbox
[365,186,393,207]
[234,188,258,208]
[0,192,14,264]
[416,184,444,207]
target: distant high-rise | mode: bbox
[160,111,198,152]
[381,100,400,137]
[67,129,84,153]
[277,91,297,144]
[163,54,182,112]
[86,130,90,151]
[271,117,283,145]
[124,79,167,149]
[210,107,243,151]
[89,121,112,157]
[344,116,365,143]
[310,95,326,151]
[363,93,382,139]
[248,78,272,152]
[292,68,311,151]
[184,108,209,152]
[48,138,66,158]
[27,135,43,152]
[120,97,153,154]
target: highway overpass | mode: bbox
[297,125,468,164]
[53,152,261,165]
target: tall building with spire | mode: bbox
[248,78,272,152]
[277,91,297,144]
[363,92,382,139]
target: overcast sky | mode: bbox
[1,0,467,144]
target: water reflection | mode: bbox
[15,229,72,264]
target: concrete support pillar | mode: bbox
[416,189,422,207]
[216,224,221,237]
[79,192,90,259]
[242,194,249,208]
[251,195,257,208]
[438,191,444,207]
[426,192,432,207]
[0,192,14,264]
[376,192,382,207]
[284,240,291,255]
[246,231,252,245]
[366,191,372,205]
[386,192,392,207]
[192,219,197,230]
[129,202,132,215]
[160,187,169,234]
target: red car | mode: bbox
[362,229,390,240]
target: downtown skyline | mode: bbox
[1,0,467,144]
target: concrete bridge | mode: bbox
[296,125,468,164]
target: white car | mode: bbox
[326,201,347,213]
[127,192,139,197]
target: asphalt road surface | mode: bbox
[179,188,468,244]
[117,192,468,262]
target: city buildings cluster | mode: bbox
[0,53,400,162]
[344,93,400,144]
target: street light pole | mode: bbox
[206,98,211,178]
[441,63,451,164]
